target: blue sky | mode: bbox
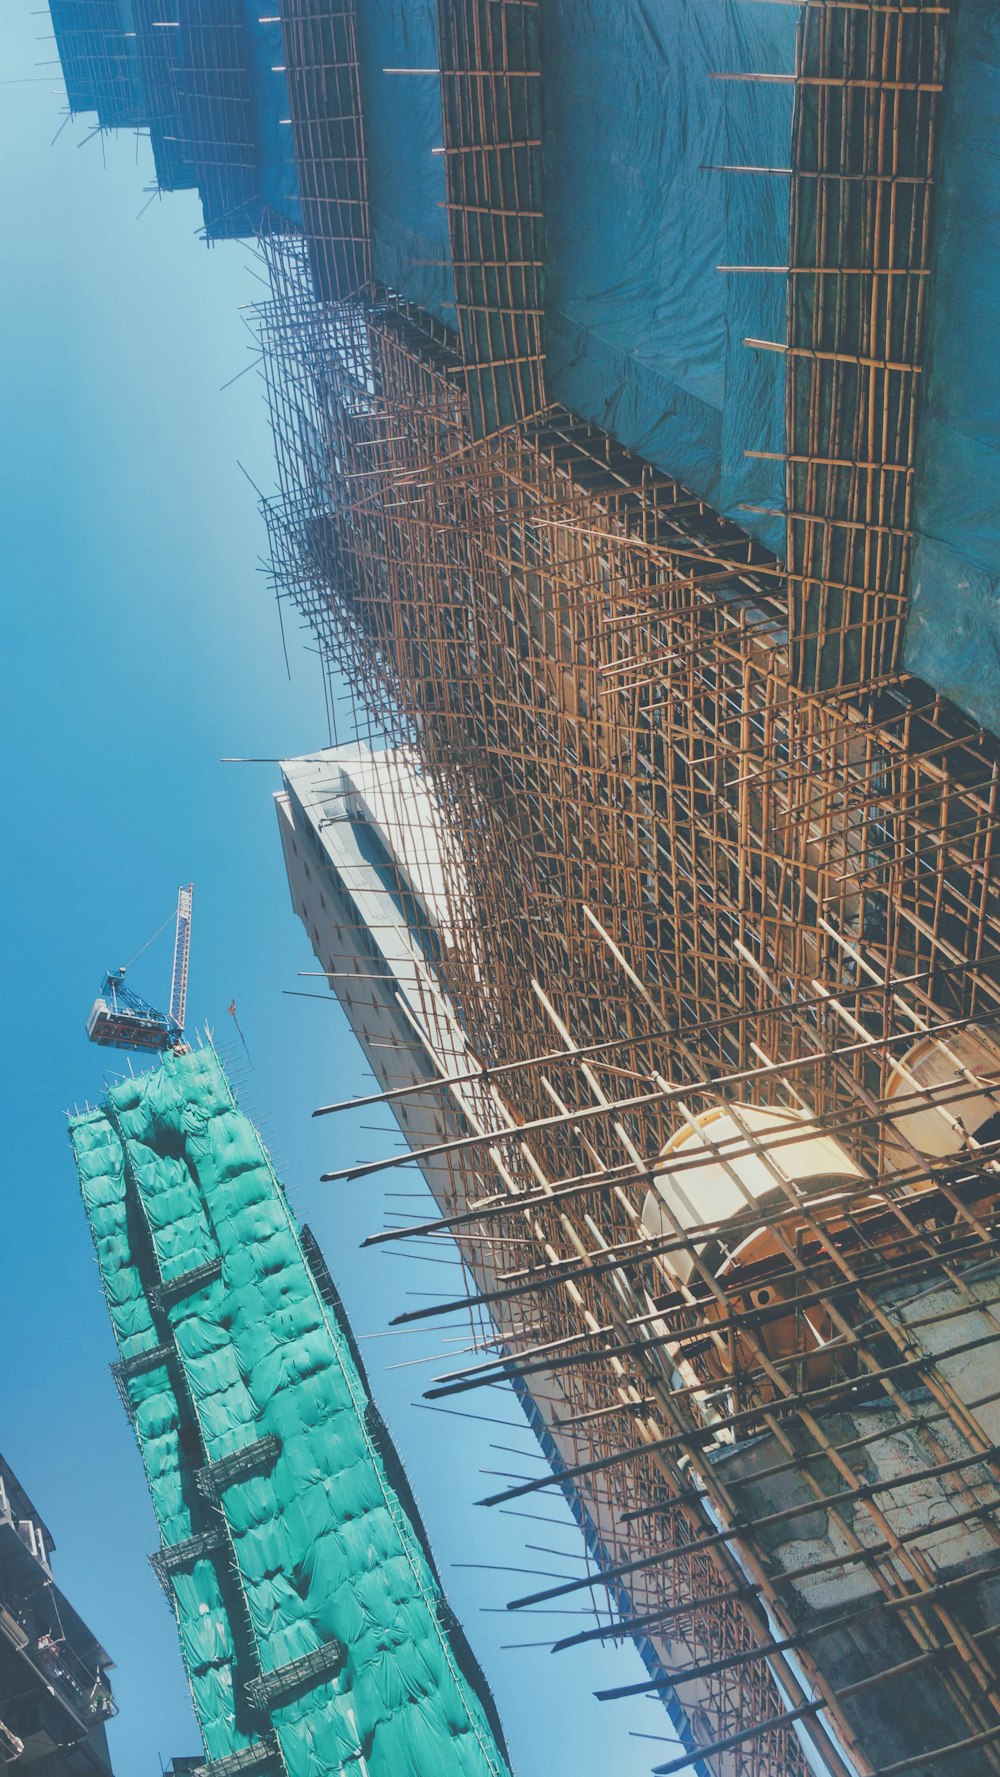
[0,7,679,1774]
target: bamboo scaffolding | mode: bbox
[252,3,996,1761]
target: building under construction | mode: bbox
[46,0,1000,1770]
[68,1044,510,1777]
[254,4,1000,1775]
[277,743,686,1711]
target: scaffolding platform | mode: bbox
[149,1532,225,1589]
[196,1437,282,1504]
[245,1643,346,1713]
[151,1258,223,1313]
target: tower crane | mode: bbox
[86,885,193,1053]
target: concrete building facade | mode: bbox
[273,735,1000,1777]
[276,744,747,1761]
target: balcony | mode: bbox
[0,1521,116,1737]
[32,1636,115,1728]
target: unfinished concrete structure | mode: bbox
[276,745,685,1719]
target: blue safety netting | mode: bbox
[51,0,300,237]
[354,0,456,325]
[541,0,800,557]
[242,2,302,229]
[178,0,302,239]
[49,0,145,127]
[903,0,1000,735]
[133,0,197,190]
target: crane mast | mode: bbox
[168,885,193,1033]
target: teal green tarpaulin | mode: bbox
[69,1046,508,1777]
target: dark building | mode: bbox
[0,1455,115,1777]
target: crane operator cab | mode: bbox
[86,968,184,1052]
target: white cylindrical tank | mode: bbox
[642,1102,864,1285]
[886,1026,1000,1160]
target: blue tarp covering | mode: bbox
[50,0,145,127]
[179,2,301,238]
[541,0,800,556]
[53,1,301,234]
[134,0,196,190]
[243,4,302,228]
[355,0,456,325]
[904,0,1000,733]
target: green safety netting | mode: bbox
[69,1046,509,1777]
[69,1107,253,1760]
